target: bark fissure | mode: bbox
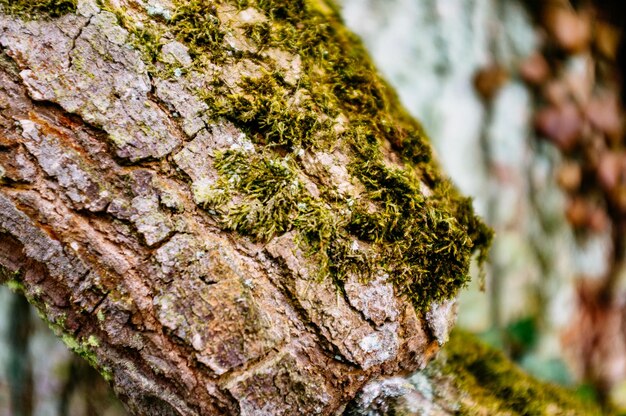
[67,13,93,70]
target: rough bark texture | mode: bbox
[0,0,492,414]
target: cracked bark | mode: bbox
[0,1,471,415]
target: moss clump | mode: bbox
[128,22,166,66]
[346,161,475,306]
[438,330,605,415]
[200,150,307,238]
[205,74,333,150]
[198,149,371,282]
[170,0,224,59]
[0,0,77,19]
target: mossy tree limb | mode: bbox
[347,331,607,415]
[0,0,495,414]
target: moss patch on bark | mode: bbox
[0,0,77,19]
[439,330,606,415]
[110,0,494,312]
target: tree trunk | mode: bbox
[0,0,594,415]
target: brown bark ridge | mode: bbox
[0,0,490,414]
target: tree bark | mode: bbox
[0,0,495,413]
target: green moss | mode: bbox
[87,335,100,347]
[170,0,224,59]
[1,265,24,292]
[0,0,77,19]
[36,310,106,378]
[0,0,492,309]
[201,151,304,237]
[241,21,272,48]
[129,22,166,66]
[56,312,68,328]
[438,330,606,415]
[205,74,333,150]
[0,265,111,383]
[101,366,113,382]
[112,0,492,312]
[198,149,371,283]
[5,279,24,293]
[61,334,102,371]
